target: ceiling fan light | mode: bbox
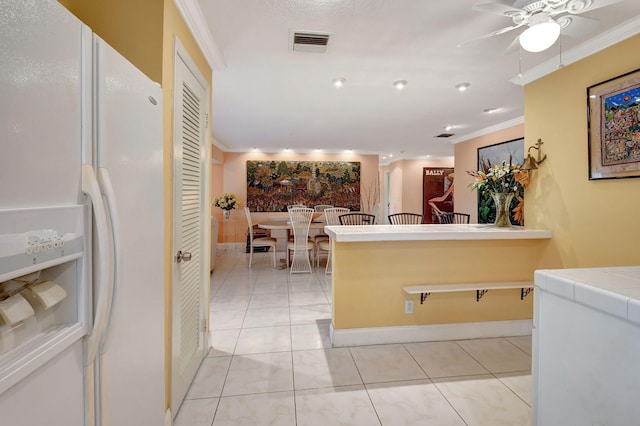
[519,21,561,53]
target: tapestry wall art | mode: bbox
[587,68,640,180]
[246,161,361,212]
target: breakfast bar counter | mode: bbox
[323,224,552,347]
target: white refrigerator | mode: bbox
[0,1,165,425]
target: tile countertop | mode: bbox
[324,224,552,243]
[535,266,640,326]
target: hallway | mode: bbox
[175,250,532,425]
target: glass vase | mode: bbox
[491,192,514,228]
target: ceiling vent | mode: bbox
[435,133,455,138]
[291,31,330,53]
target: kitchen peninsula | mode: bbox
[324,224,552,346]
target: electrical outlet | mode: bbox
[405,300,414,314]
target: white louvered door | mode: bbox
[171,42,209,416]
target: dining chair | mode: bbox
[338,212,376,225]
[286,207,315,274]
[311,204,333,255]
[244,207,277,268]
[316,207,350,272]
[388,212,424,224]
[436,212,471,224]
[313,204,333,212]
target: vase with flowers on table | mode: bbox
[468,161,530,228]
[213,193,239,221]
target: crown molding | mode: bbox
[511,15,640,86]
[173,0,226,71]
[450,116,525,144]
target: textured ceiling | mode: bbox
[197,0,640,162]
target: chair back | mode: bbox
[436,212,470,224]
[288,207,314,249]
[287,204,307,211]
[244,207,254,239]
[324,207,350,226]
[314,204,333,212]
[388,213,424,225]
[338,212,376,225]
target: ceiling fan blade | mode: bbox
[457,23,524,47]
[502,35,522,55]
[557,15,600,38]
[566,0,624,14]
[472,1,525,17]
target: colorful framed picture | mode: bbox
[587,68,640,180]
[476,138,525,224]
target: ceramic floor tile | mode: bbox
[456,338,532,373]
[290,322,332,351]
[293,348,363,390]
[174,398,219,426]
[210,309,247,330]
[295,385,381,426]
[213,391,296,426]
[208,329,240,357]
[506,335,532,355]
[433,374,531,426]
[210,295,251,312]
[289,304,332,324]
[288,290,329,307]
[350,344,427,383]
[234,326,291,355]
[405,341,489,378]
[252,280,290,294]
[248,291,289,309]
[495,371,532,406]
[222,352,293,396]
[366,379,466,426]
[186,356,232,399]
[242,306,290,328]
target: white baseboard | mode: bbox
[330,319,533,347]
[218,242,245,252]
[165,409,172,426]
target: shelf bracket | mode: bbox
[420,292,430,304]
[476,289,488,301]
[520,287,533,300]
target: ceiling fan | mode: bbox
[461,0,625,53]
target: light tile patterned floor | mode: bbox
[174,251,532,426]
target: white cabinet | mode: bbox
[532,267,640,425]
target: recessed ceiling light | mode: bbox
[313,148,323,153]
[483,107,499,114]
[389,154,394,158]
[444,125,455,131]
[333,77,346,88]
[251,147,259,152]
[393,80,407,90]
[283,148,292,152]
[455,82,470,92]
[382,156,387,159]
[425,155,431,158]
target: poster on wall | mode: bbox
[246,160,361,212]
[423,167,454,223]
[476,138,525,224]
[587,67,640,180]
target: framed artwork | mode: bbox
[246,160,361,212]
[422,167,454,223]
[476,138,525,224]
[587,68,640,180]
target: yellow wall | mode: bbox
[332,238,546,328]
[454,125,525,223]
[525,34,640,268]
[57,0,163,83]
[218,152,379,243]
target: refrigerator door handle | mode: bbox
[81,164,115,366]
[96,167,120,354]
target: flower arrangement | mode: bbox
[467,161,529,194]
[213,193,239,211]
[468,160,530,226]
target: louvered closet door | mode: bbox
[171,45,209,415]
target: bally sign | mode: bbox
[425,169,445,176]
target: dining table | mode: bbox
[257,219,327,270]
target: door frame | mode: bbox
[170,37,211,416]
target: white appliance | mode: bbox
[0,1,165,425]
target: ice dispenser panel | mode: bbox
[0,206,88,393]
